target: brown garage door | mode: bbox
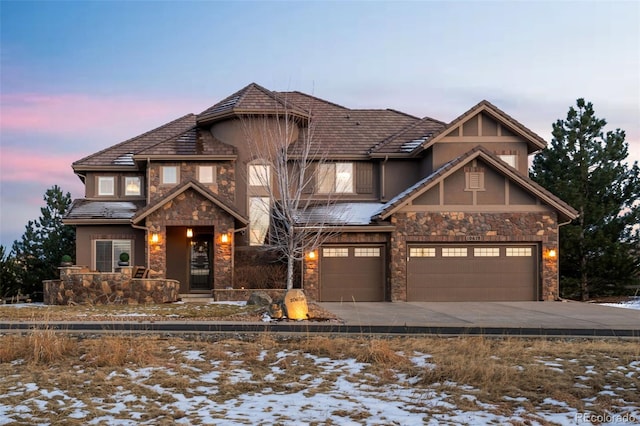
[320,246,385,302]
[407,244,538,301]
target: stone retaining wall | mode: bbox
[213,288,286,302]
[43,266,180,305]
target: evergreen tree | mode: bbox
[0,245,21,297]
[11,185,75,299]
[531,99,640,300]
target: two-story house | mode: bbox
[65,83,577,302]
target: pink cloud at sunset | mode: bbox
[0,147,84,194]
[1,92,203,136]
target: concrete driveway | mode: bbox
[318,301,640,336]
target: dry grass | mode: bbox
[0,332,638,423]
[0,301,337,322]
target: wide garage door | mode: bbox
[320,246,385,302]
[407,244,538,301]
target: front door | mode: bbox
[190,234,213,291]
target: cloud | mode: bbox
[0,92,205,136]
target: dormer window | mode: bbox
[98,177,115,196]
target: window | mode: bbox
[98,177,115,196]
[506,247,532,257]
[95,239,132,272]
[249,197,270,246]
[249,164,270,187]
[354,247,381,257]
[161,166,178,185]
[318,163,354,193]
[323,248,349,257]
[125,177,141,196]
[409,247,436,257]
[198,166,216,184]
[498,154,517,168]
[474,247,500,257]
[442,247,468,257]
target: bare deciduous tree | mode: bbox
[241,96,344,290]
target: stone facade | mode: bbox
[148,161,235,204]
[303,232,389,301]
[44,266,180,305]
[389,211,559,301]
[301,211,560,302]
[145,188,235,289]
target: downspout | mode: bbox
[381,155,389,201]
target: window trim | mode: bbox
[197,165,216,185]
[124,176,142,196]
[322,247,349,258]
[248,163,271,188]
[249,196,271,246]
[93,239,132,272]
[317,162,354,194]
[498,154,517,168]
[97,176,115,196]
[161,166,179,185]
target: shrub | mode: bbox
[234,264,287,289]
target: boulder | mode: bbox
[269,303,284,319]
[284,289,308,321]
[247,291,273,306]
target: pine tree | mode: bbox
[0,245,21,297]
[531,99,640,300]
[11,185,75,300]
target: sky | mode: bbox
[1,0,639,248]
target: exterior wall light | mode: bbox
[546,249,557,258]
[186,228,193,238]
[151,233,159,244]
[307,250,316,260]
[220,233,230,243]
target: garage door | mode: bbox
[320,246,385,302]
[407,244,538,301]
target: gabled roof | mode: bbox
[64,200,145,224]
[132,180,248,226]
[412,100,547,155]
[197,83,310,124]
[281,91,420,157]
[135,127,237,158]
[73,114,196,169]
[374,145,578,222]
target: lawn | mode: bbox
[0,332,638,425]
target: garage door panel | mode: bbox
[320,246,385,302]
[408,244,538,302]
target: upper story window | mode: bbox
[317,163,354,194]
[498,154,517,168]
[161,166,178,185]
[248,164,270,188]
[198,166,216,184]
[98,177,115,196]
[125,177,141,196]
